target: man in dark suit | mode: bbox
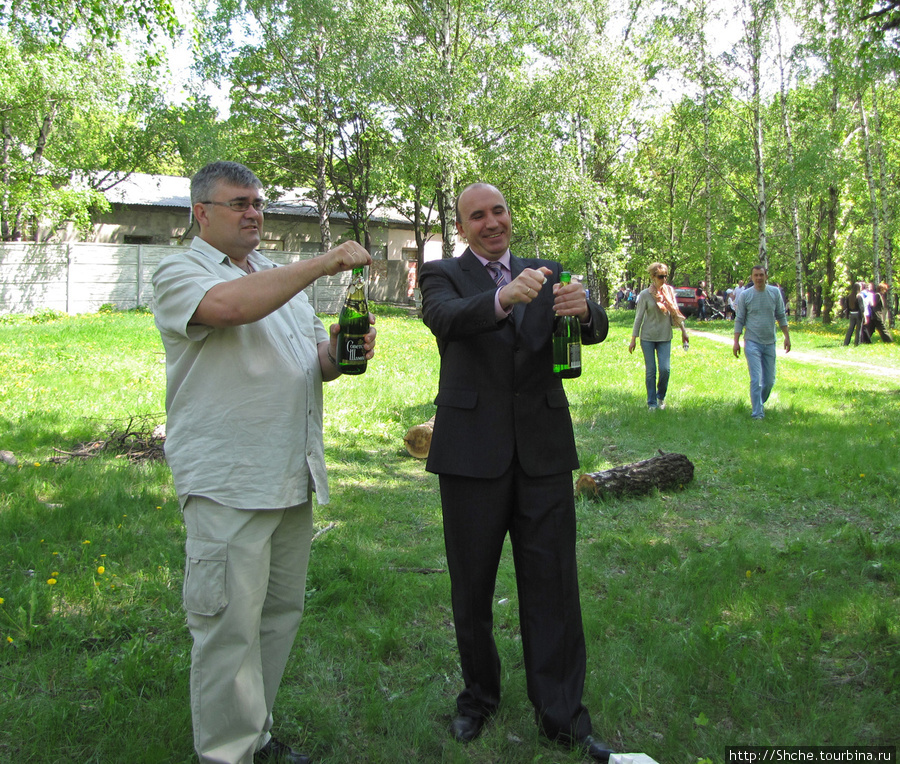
[418,183,613,761]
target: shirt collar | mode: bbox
[190,237,266,270]
[471,249,511,273]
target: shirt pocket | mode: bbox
[183,537,228,616]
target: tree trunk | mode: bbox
[776,17,805,321]
[438,181,456,259]
[701,36,713,293]
[872,84,894,324]
[821,71,841,325]
[752,55,767,269]
[743,0,770,269]
[576,452,695,500]
[858,94,881,283]
[1,119,11,241]
[314,34,331,253]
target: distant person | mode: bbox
[725,289,736,320]
[695,281,708,320]
[867,282,894,343]
[859,282,873,343]
[419,182,614,761]
[153,161,376,764]
[733,279,746,301]
[842,282,865,347]
[733,265,791,420]
[629,262,689,410]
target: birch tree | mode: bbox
[775,12,806,318]
[736,0,774,269]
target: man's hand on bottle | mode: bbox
[328,316,377,360]
[553,279,589,321]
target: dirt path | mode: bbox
[688,329,900,381]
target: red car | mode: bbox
[674,287,699,317]
[675,287,697,316]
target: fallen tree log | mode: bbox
[576,451,694,500]
[403,416,435,459]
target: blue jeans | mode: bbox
[640,339,671,407]
[744,340,776,418]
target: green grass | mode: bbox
[0,307,898,763]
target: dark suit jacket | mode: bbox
[419,249,608,480]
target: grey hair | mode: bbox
[190,161,262,205]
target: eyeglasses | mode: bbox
[655,274,668,280]
[201,199,267,212]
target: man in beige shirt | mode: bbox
[153,161,375,764]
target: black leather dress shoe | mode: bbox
[577,735,614,762]
[254,737,311,764]
[450,714,486,743]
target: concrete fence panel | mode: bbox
[0,243,352,316]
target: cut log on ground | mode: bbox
[576,451,694,500]
[403,416,435,458]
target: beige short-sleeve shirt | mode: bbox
[152,238,330,509]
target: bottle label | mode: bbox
[568,342,581,368]
[340,335,366,363]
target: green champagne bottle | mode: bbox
[552,271,581,378]
[336,266,368,375]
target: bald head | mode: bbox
[455,183,506,222]
[454,183,512,261]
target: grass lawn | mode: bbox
[0,306,898,763]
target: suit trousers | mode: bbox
[438,463,592,742]
[183,496,313,764]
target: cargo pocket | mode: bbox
[183,537,228,616]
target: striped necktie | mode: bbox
[486,261,508,287]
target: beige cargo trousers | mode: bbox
[182,496,314,764]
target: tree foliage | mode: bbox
[4,0,900,315]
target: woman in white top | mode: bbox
[629,263,689,410]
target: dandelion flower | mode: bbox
[0,597,4,604]
[52,571,59,577]
[745,570,752,579]
[97,566,105,575]
[83,540,90,545]
[47,578,57,585]
[6,636,12,643]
